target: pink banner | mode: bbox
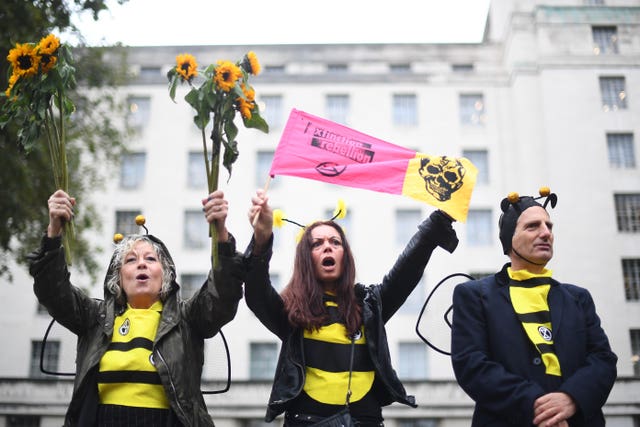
[269,109,477,221]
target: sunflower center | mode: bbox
[17,55,33,70]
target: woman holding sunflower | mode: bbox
[244,189,459,426]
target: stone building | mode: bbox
[1,0,639,426]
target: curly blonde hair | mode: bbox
[105,235,175,306]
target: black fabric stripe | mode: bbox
[304,339,373,372]
[516,311,551,324]
[107,337,154,352]
[509,278,550,288]
[537,343,556,354]
[97,370,163,385]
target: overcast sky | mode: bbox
[67,0,491,46]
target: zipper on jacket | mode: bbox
[156,348,189,423]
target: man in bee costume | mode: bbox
[451,188,617,426]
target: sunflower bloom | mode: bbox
[241,51,261,76]
[5,73,19,97]
[37,34,60,55]
[236,84,256,119]
[7,43,39,77]
[175,53,198,82]
[39,54,57,73]
[214,60,242,92]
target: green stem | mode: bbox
[208,114,223,272]
[48,93,73,265]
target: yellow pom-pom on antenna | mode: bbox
[113,233,124,244]
[333,199,347,220]
[135,215,146,226]
[507,192,520,204]
[273,209,284,228]
[539,187,551,197]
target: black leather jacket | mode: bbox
[29,234,244,427]
[243,211,458,421]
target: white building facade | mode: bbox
[1,0,639,426]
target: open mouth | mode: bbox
[136,273,150,280]
[322,257,335,267]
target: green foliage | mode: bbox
[0,0,130,282]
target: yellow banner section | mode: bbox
[402,154,478,222]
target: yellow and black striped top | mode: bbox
[98,301,170,409]
[302,294,374,405]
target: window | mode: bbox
[614,194,640,232]
[29,339,59,378]
[393,94,418,126]
[468,271,494,280]
[460,94,486,125]
[463,149,489,184]
[260,95,283,128]
[398,342,427,379]
[631,329,640,376]
[390,63,411,73]
[467,209,492,246]
[256,150,278,189]
[622,259,640,300]
[452,63,474,72]
[607,133,636,169]
[327,63,348,74]
[120,152,146,189]
[264,65,285,75]
[139,66,162,82]
[395,209,421,245]
[7,415,41,427]
[326,94,349,125]
[397,420,438,427]
[600,77,627,111]
[250,342,278,380]
[127,96,151,128]
[115,210,141,236]
[180,273,207,299]
[188,151,208,188]
[184,210,208,249]
[592,26,618,55]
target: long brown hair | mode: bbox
[281,221,361,336]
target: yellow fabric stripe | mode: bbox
[508,268,561,377]
[303,322,363,344]
[510,285,551,313]
[100,383,169,409]
[99,301,169,408]
[305,366,375,404]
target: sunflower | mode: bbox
[37,34,60,55]
[7,43,39,77]
[236,83,256,119]
[175,53,198,82]
[241,51,261,76]
[39,54,57,73]
[5,73,19,97]
[213,60,242,92]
